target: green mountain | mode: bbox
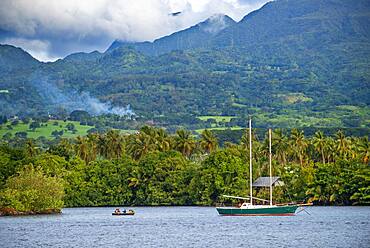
[214,0,370,47]
[63,51,102,63]
[107,14,236,55]
[0,44,40,73]
[0,45,45,116]
[0,0,369,129]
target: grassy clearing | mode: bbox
[197,116,236,123]
[0,120,93,139]
[277,93,313,104]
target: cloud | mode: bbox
[0,0,269,61]
[1,37,60,62]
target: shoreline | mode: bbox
[62,204,369,209]
[2,205,368,216]
[0,208,62,217]
[2,204,368,216]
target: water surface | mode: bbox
[1,206,369,247]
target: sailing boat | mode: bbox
[216,119,299,216]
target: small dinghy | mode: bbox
[112,208,135,216]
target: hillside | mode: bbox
[0,44,40,73]
[107,14,236,55]
[213,0,370,47]
[0,0,369,130]
[0,120,94,140]
[0,45,45,116]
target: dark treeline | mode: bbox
[0,127,369,214]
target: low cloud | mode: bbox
[0,0,269,61]
[1,38,59,62]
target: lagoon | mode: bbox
[1,206,369,247]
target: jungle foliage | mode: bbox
[0,126,369,213]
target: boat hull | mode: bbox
[216,205,299,216]
[112,212,134,216]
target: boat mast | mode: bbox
[249,118,253,205]
[269,128,273,206]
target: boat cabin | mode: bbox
[252,177,284,187]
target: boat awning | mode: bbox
[252,177,284,187]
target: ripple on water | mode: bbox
[0,206,370,248]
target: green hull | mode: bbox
[216,205,299,216]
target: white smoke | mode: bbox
[201,14,230,34]
[79,92,135,117]
[32,74,134,117]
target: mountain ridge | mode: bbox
[107,14,236,55]
[0,0,369,129]
[0,44,40,73]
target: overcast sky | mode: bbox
[0,0,269,61]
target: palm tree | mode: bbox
[272,129,288,165]
[126,129,157,160]
[326,137,336,163]
[97,134,106,158]
[86,133,98,162]
[357,137,370,164]
[312,131,327,164]
[335,130,350,160]
[75,136,89,163]
[290,129,308,167]
[200,129,218,154]
[140,126,157,142]
[75,134,98,164]
[155,128,171,152]
[105,130,124,159]
[174,129,196,158]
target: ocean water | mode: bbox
[0,206,369,247]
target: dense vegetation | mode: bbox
[0,126,368,214]
[0,0,369,213]
[0,165,64,214]
[0,0,369,130]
